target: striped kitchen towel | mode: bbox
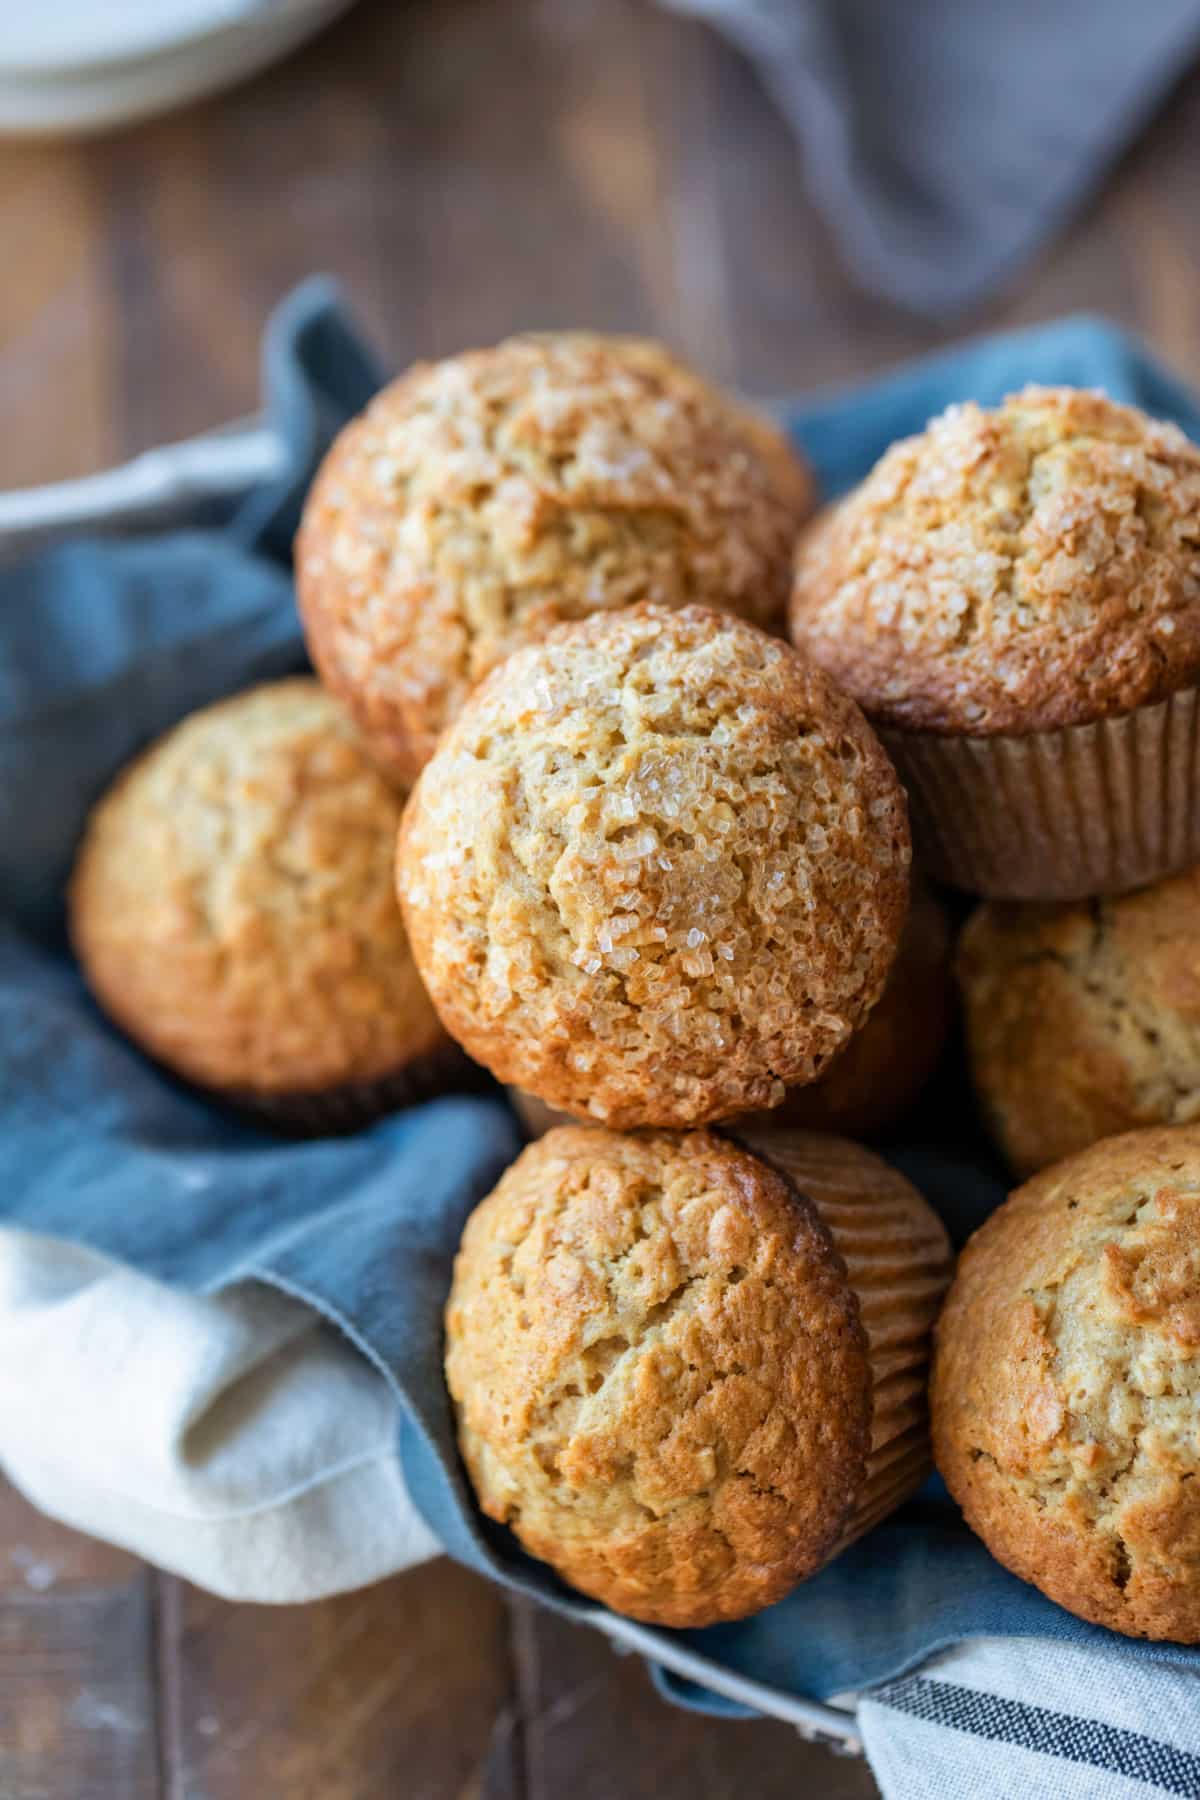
[859,1636,1200,1799]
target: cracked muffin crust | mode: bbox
[297,331,815,784]
[445,1125,950,1625]
[960,873,1200,1177]
[789,385,1200,737]
[515,876,952,1141]
[70,678,452,1118]
[397,603,911,1130]
[933,1126,1200,1642]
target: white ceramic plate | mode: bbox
[0,0,355,135]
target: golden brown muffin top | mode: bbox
[959,875,1200,1177]
[70,678,446,1099]
[933,1125,1200,1641]
[296,331,815,784]
[444,1126,872,1626]
[790,386,1200,736]
[398,603,911,1130]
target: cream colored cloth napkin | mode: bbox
[0,1224,437,1599]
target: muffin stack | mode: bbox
[71,335,818,1131]
[789,382,1200,1646]
[399,595,954,1623]
[69,335,1200,1643]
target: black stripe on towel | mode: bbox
[871,1675,1200,1797]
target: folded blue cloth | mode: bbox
[668,0,1200,320]
[4,281,1200,1716]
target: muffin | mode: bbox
[397,603,911,1130]
[515,875,952,1142]
[297,332,815,784]
[790,386,1200,899]
[933,1125,1200,1642]
[70,678,458,1129]
[960,871,1200,1177]
[446,1125,952,1626]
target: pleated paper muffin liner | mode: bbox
[736,1126,953,1554]
[882,684,1200,901]
[229,1040,480,1137]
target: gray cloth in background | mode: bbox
[665,0,1200,317]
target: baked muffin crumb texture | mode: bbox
[445,1126,873,1625]
[298,332,815,781]
[791,385,1200,736]
[960,873,1200,1175]
[398,603,910,1129]
[71,678,446,1101]
[934,1125,1200,1641]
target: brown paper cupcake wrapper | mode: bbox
[735,1126,953,1555]
[882,685,1200,901]
[229,1040,479,1137]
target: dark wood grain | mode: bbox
[509,1601,875,1800]
[0,1483,160,1800]
[0,141,118,485]
[3,1,1200,1795]
[154,1558,516,1800]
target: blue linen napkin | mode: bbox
[4,280,1200,1717]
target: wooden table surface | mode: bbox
[3,3,1200,1795]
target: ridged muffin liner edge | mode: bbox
[882,685,1200,901]
[735,1127,953,1557]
